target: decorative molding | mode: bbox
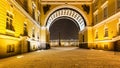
[43,4,51,15]
[32,2,36,9]
[82,4,90,14]
[101,1,108,9]
[46,8,86,31]
[93,9,98,15]
[93,11,120,28]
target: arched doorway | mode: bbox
[46,8,86,46]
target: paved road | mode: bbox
[0,47,120,68]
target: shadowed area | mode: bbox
[49,18,79,40]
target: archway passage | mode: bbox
[46,7,87,46]
[49,18,80,40]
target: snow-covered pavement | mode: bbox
[0,47,120,68]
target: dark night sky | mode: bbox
[49,18,79,40]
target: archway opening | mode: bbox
[49,18,80,46]
[46,7,87,46]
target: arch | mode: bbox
[45,5,88,31]
[50,16,80,31]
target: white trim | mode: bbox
[101,1,108,9]
[41,26,46,30]
[93,10,98,15]
[37,10,40,15]
[112,35,120,41]
[8,0,40,28]
[44,5,89,31]
[32,2,36,8]
[46,9,85,31]
[95,39,114,43]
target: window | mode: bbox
[32,28,35,38]
[95,31,98,39]
[32,8,35,19]
[37,11,40,22]
[104,44,108,49]
[6,12,15,31]
[37,32,39,39]
[104,28,108,37]
[103,7,108,19]
[94,0,98,10]
[118,23,120,35]
[38,15,40,22]
[117,0,120,9]
[32,2,36,20]
[23,23,28,36]
[94,14,98,24]
[7,44,15,53]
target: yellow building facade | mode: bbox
[0,0,41,58]
[0,0,120,58]
[92,0,120,51]
[40,0,120,51]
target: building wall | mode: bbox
[41,4,92,26]
[92,0,120,50]
[40,2,93,46]
[0,0,40,58]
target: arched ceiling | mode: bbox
[46,8,86,31]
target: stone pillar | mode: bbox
[87,26,94,49]
[40,26,50,49]
[79,26,93,49]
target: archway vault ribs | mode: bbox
[46,8,86,31]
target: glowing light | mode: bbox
[17,55,24,58]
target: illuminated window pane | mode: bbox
[103,7,108,19]
[95,31,98,39]
[6,12,14,31]
[104,28,108,37]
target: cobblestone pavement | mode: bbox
[0,47,120,68]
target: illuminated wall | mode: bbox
[92,0,120,50]
[40,1,93,45]
[0,0,41,58]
